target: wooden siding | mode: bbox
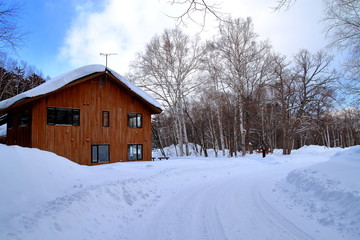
[29,73,153,165]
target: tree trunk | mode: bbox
[216,106,226,157]
[175,113,184,156]
[238,100,246,156]
[179,99,189,156]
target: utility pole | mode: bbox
[100,53,117,69]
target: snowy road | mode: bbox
[131,161,314,240]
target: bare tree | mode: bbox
[0,1,26,52]
[271,50,336,154]
[201,45,227,156]
[323,0,360,50]
[275,0,360,107]
[211,17,273,156]
[323,0,360,107]
[0,55,45,101]
[130,28,205,156]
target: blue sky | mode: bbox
[10,0,334,79]
[15,0,77,77]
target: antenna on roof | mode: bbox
[100,53,117,69]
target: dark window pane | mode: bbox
[19,109,29,126]
[56,108,70,125]
[73,109,80,126]
[47,107,80,126]
[92,145,109,163]
[137,114,142,128]
[128,144,143,160]
[137,144,143,160]
[47,108,55,125]
[92,145,98,163]
[65,109,72,125]
[128,113,136,128]
[7,113,14,128]
[128,113,142,128]
[98,145,109,162]
[128,144,136,160]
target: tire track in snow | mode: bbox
[134,166,316,240]
[142,183,229,240]
[205,199,229,240]
[252,176,316,240]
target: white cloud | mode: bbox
[59,0,175,74]
[59,0,330,75]
[221,0,328,56]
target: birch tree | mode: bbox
[211,17,273,156]
[201,45,228,156]
[130,28,205,156]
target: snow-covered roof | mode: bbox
[0,64,162,112]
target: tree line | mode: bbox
[0,54,47,101]
[129,17,360,156]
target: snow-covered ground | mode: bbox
[0,144,359,240]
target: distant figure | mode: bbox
[262,147,266,158]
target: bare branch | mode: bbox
[0,1,27,53]
[165,0,227,28]
[273,0,297,11]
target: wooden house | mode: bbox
[0,65,162,165]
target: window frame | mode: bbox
[128,144,143,161]
[18,108,30,127]
[102,111,110,127]
[91,144,110,163]
[47,107,80,126]
[128,113,142,128]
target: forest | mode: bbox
[0,55,47,102]
[128,17,359,156]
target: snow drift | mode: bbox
[278,146,360,238]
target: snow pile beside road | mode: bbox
[0,144,162,240]
[0,144,86,224]
[278,145,360,238]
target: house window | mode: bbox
[7,113,14,128]
[102,111,109,127]
[47,107,80,126]
[128,144,143,161]
[18,109,29,127]
[128,113,142,128]
[92,145,110,163]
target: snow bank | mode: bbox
[278,146,360,238]
[0,144,162,240]
[153,143,206,157]
[0,145,87,223]
[155,144,245,158]
[291,145,340,155]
